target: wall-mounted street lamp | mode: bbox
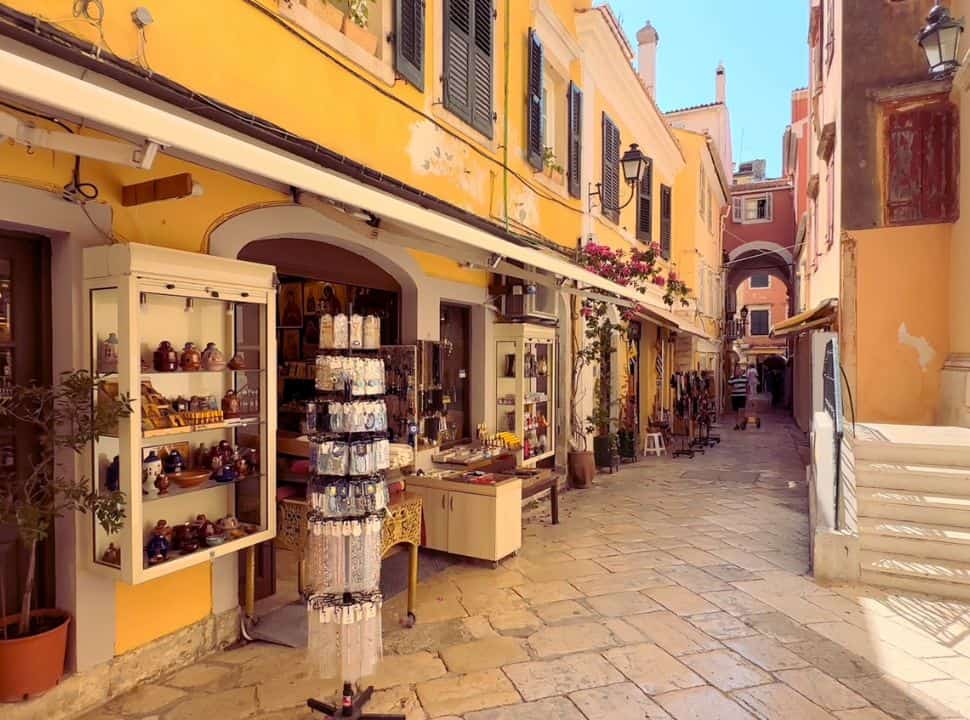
[588,143,650,213]
[918,1,965,76]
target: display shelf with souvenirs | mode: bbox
[83,242,276,584]
[494,323,557,466]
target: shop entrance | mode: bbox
[0,233,52,615]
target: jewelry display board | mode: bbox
[304,305,404,720]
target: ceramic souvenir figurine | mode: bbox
[171,396,190,414]
[228,352,247,370]
[142,451,163,498]
[153,341,179,372]
[233,453,249,478]
[218,515,240,533]
[216,440,234,465]
[146,521,171,565]
[163,449,185,475]
[194,514,218,541]
[221,390,240,419]
[216,462,237,483]
[106,455,120,492]
[180,342,202,371]
[195,443,211,469]
[171,522,199,553]
[201,342,227,371]
[99,332,119,374]
[101,542,121,566]
[154,473,170,496]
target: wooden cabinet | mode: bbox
[407,476,521,562]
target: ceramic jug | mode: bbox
[180,342,202,371]
[99,332,119,374]
[201,342,227,371]
[221,390,240,418]
[228,352,246,370]
[153,341,179,372]
[142,451,163,499]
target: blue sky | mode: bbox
[606,1,809,178]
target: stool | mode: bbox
[643,432,666,457]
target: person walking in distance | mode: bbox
[729,365,749,430]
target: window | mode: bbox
[637,157,653,243]
[396,0,426,89]
[732,193,772,223]
[601,113,620,223]
[443,0,494,138]
[827,157,835,247]
[526,28,543,170]
[886,101,958,225]
[749,273,770,289]
[706,190,714,233]
[825,0,835,71]
[698,165,707,219]
[567,83,582,198]
[749,309,770,336]
[660,184,672,259]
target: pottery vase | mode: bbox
[180,342,202,371]
[228,352,246,370]
[221,390,241,419]
[153,341,179,372]
[201,343,227,371]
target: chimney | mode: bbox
[716,63,727,104]
[637,21,659,99]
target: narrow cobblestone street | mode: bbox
[82,412,970,720]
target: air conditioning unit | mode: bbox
[502,281,558,324]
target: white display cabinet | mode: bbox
[494,323,556,466]
[83,243,277,584]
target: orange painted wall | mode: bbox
[853,225,951,425]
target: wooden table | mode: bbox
[516,469,560,525]
[275,492,423,622]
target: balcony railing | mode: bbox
[724,317,747,341]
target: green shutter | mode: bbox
[567,83,582,198]
[470,0,494,137]
[526,28,543,170]
[395,0,425,90]
[660,184,672,259]
[601,113,620,223]
[637,157,653,242]
[443,0,472,122]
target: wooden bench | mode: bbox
[519,470,560,525]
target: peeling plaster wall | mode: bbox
[853,225,950,425]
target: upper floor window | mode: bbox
[601,113,621,224]
[706,190,714,233]
[698,165,707,219]
[886,100,958,226]
[749,309,770,336]
[396,0,426,89]
[526,28,568,186]
[660,184,673,259]
[825,0,835,71]
[749,273,770,289]
[637,157,654,243]
[443,0,494,138]
[732,193,772,223]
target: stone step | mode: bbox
[860,531,970,564]
[860,550,970,601]
[853,423,970,467]
[857,461,970,495]
[857,489,970,526]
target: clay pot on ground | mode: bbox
[0,610,71,702]
[567,450,595,488]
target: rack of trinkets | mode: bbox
[304,305,404,720]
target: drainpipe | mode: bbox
[503,0,510,233]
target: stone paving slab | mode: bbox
[72,412,970,720]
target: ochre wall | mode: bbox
[853,225,951,425]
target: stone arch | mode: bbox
[207,204,431,341]
[724,244,793,316]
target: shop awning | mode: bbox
[770,298,838,338]
[0,46,680,321]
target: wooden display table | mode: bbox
[511,468,560,525]
[275,493,423,621]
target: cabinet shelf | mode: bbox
[142,369,264,378]
[144,473,263,503]
[142,417,262,439]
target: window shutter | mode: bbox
[470,0,494,138]
[660,184,672,259]
[526,29,543,171]
[732,197,742,222]
[396,0,426,90]
[567,82,583,198]
[887,103,958,225]
[601,113,620,223]
[443,0,473,123]
[637,157,653,242]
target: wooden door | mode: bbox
[0,233,52,615]
[447,492,496,561]
[410,486,449,551]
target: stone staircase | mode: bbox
[855,424,970,600]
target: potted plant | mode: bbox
[0,371,131,702]
[542,147,565,182]
[617,384,638,462]
[586,387,619,472]
[342,0,379,55]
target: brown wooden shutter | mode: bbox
[470,0,494,138]
[637,157,653,243]
[526,28,543,171]
[396,0,426,90]
[601,113,620,223]
[660,184,672,259]
[443,0,473,122]
[567,82,582,198]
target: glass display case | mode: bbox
[494,323,556,466]
[83,243,277,584]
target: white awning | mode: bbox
[0,46,678,318]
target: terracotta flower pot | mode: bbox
[567,450,595,488]
[0,609,70,702]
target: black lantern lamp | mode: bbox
[589,144,650,212]
[918,1,965,76]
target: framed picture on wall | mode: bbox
[281,328,302,362]
[278,281,303,328]
[302,315,320,357]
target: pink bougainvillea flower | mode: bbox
[653,276,666,287]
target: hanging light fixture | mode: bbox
[918,1,965,76]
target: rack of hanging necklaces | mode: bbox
[670,370,722,459]
[305,305,405,720]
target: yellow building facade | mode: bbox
[0,1,721,712]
